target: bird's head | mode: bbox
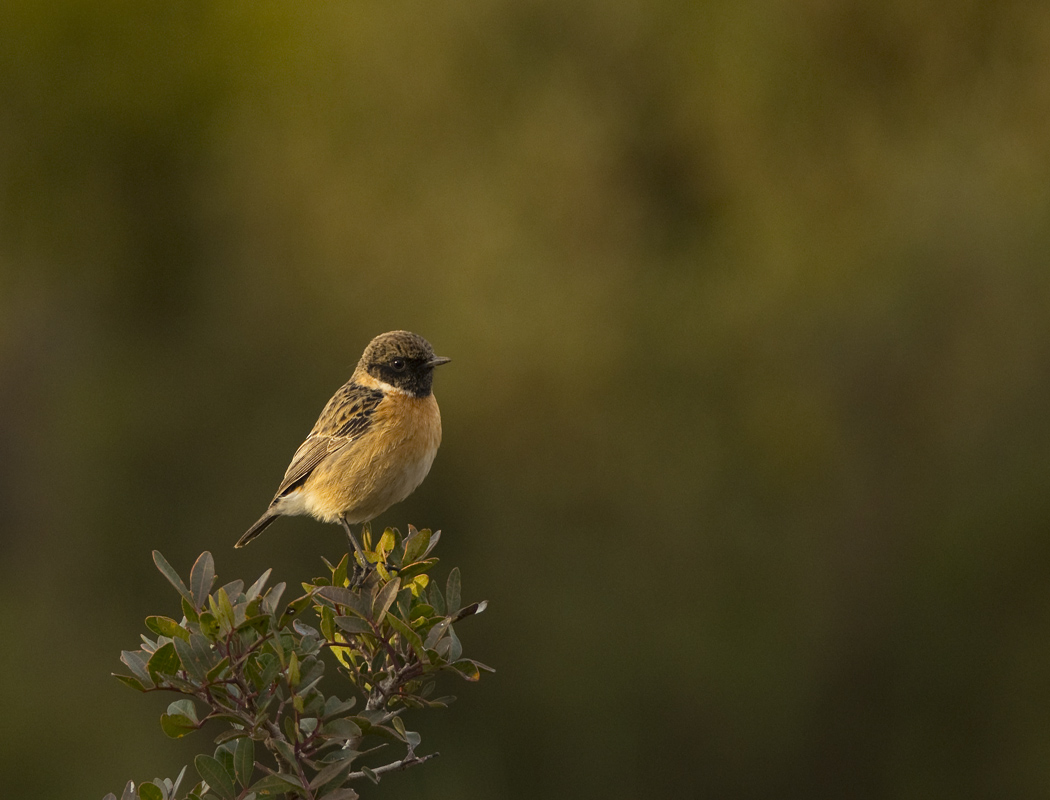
[359,330,450,397]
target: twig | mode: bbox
[346,752,439,783]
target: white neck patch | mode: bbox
[375,378,409,396]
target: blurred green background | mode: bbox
[3,1,1050,797]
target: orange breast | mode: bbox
[303,391,442,523]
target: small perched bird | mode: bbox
[236,331,450,564]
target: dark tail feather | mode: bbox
[235,512,278,548]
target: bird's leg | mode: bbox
[339,517,373,584]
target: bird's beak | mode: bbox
[427,356,451,368]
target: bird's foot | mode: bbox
[349,560,373,588]
[349,555,400,587]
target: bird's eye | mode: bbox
[391,358,407,371]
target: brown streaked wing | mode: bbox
[271,382,384,500]
[311,383,385,438]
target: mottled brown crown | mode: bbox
[359,330,448,397]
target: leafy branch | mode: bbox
[108,526,492,800]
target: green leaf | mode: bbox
[283,713,298,743]
[320,717,361,741]
[148,642,182,682]
[409,603,435,619]
[206,656,231,683]
[449,659,481,681]
[120,649,153,685]
[137,784,163,800]
[317,585,356,607]
[279,591,316,627]
[271,737,296,767]
[235,615,271,636]
[160,674,197,693]
[174,634,212,682]
[233,737,254,788]
[194,754,235,800]
[423,618,450,650]
[376,528,397,558]
[402,527,431,565]
[445,567,461,614]
[298,659,325,690]
[198,610,221,638]
[161,712,199,739]
[318,748,358,764]
[145,615,190,641]
[215,587,235,631]
[322,696,357,719]
[352,709,386,728]
[263,582,286,616]
[395,586,413,620]
[218,579,245,602]
[448,624,462,662]
[167,699,198,721]
[421,528,441,558]
[248,774,303,797]
[308,757,354,790]
[386,614,429,663]
[214,741,236,778]
[248,653,280,691]
[288,651,301,687]
[331,553,349,588]
[181,597,200,625]
[394,558,438,582]
[153,551,193,603]
[189,552,216,610]
[170,765,188,798]
[213,728,249,745]
[316,586,371,620]
[319,605,336,640]
[114,673,149,692]
[246,568,272,601]
[293,619,320,638]
[429,582,445,616]
[372,577,401,623]
[334,616,372,635]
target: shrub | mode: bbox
[108,526,491,800]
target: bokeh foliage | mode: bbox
[2,1,1050,798]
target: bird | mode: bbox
[235,330,450,568]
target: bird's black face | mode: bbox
[361,331,450,397]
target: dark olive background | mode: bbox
[3,2,1050,798]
